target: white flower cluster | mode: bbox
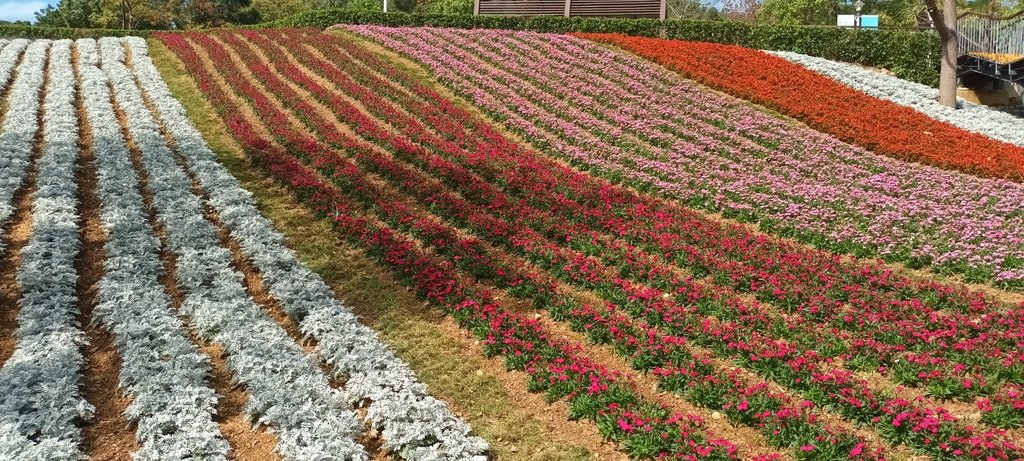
[97,37,369,461]
[122,36,488,461]
[769,50,1024,147]
[0,39,95,461]
[77,38,231,461]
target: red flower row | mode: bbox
[572,33,1024,181]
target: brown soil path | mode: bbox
[73,45,139,460]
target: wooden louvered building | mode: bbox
[474,0,666,20]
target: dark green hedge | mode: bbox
[264,10,662,36]
[265,9,940,86]
[665,21,939,86]
[0,25,150,39]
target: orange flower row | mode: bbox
[574,33,1024,181]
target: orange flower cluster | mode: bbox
[574,33,1024,181]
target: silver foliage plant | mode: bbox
[769,50,1024,148]
[0,39,94,461]
[97,37,369,461]
[122,36,489,461]
[0,39,28,96]
[76,38,230,461]
[0,39,40,252]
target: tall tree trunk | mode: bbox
[925,0,959,108]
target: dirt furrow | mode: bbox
[72,44,139,460]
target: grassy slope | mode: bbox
[146,37,594,461]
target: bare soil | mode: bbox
[73,47,139,460]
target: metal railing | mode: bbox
[957,11,1024,57]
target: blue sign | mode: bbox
[860,15,879,28]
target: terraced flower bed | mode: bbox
[159,27,1024,460]
[4,24,1024,461]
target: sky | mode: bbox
[0,0,55,22]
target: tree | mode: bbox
[250,0,309,22]
[721,0,762,22]
[835,0,921,27]
[34,0,102,28]
[666,0,720,19]
[759,0,837,24]
[421,0,472,15]
[924,0,959,107]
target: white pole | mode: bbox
[384,0,388,13]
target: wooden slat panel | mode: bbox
[478,0,663,18]
[479,0,565,15]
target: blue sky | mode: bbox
[0,0,55,22]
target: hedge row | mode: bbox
[266,10,664,36]
[0,25,150,39]
[265,10,940,86]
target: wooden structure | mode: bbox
[474,0,666,20]
[957,11,1024,83]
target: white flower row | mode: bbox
[122,36,489,461]
[96,37,369,461]
[76,38,230,461]
[0,39,93,461]
[768,50,1024,147]
[0,39,28,94]
[0,39,44,250]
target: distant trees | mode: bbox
[33,0,259,29]
[666,0,720,19]
[35,0,102,28]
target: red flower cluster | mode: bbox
[573,33,1024,181]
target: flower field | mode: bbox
[0,37,484,460]
[4,23,1024,461]
[148,27,1024,460]
[346,26,1024,286]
